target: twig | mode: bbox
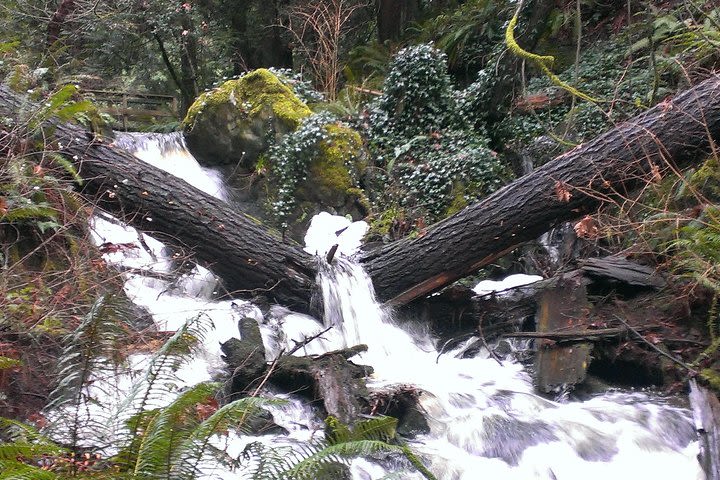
[286,326,334,356]
[479,314,502,365]
[612,314,698,375]
[504,326,635,341]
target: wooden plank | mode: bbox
[100,107,176,117]
[580,256,666,288]
[534,272,592,393]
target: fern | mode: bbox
[242,416,436,480]
[44,295,124,450]
[117,313,213,469]
[0,418,65,480]
[47,152,83,185]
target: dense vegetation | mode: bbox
[2,0,720,477]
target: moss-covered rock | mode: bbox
[182,69,312,167]
[285,122,369,239]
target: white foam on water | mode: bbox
[56,133,703,480]
[473,273,543,296]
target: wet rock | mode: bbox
[271,345,373,425]
[370,386,429,438]
[221,317,267,396]
[244,408,288,436]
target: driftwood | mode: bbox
[361,75,720,305]
[580,256,665,288]
[270,345,372,424]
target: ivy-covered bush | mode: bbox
[366,43,507,225]
[370,44,458,142]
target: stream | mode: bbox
[80,131,704,479]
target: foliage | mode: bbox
[268,112,365,228]
[505,6,598,104]
[366,43,507,226]
[416,0,511,73]
[267,68,325,105]
[241,415,436,480]
[44,295,124,450]
[370,44,458,141]
[496,41,664,156]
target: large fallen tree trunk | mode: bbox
[3,78,720,312]
[361,75,720,304]
[0,85,318,314]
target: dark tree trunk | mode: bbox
[0,85,318,314]
[376,0,420,42]
[46,0,76,47]
[361,75,720,305]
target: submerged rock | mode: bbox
[182,69,311,168]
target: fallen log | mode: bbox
[3,78,720,313]
[361,75,720,305]
[0,85,318,314]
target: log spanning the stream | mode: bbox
[2,77,720,312]
[0,85,318,314]
[361,75,720,304]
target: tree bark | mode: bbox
[0,85,318,314]
[361,74,720,305]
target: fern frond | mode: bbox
[132,382,219,479]
[327,415,398,445]
[0,461,60,480]
[47,152,83,185]
[45,294,123,450]
[178,396,282,476]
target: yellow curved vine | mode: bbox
[505,10,600,104]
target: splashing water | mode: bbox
[304,214,704,480]
[113,131,227,200]
[73,132,702,479]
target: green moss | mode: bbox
[445,182,469,217]
[700,367,720,391]
[689,156,720,201]
[182,69,312,131]
[309,124,365,194]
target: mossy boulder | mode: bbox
[182,69,312,168]
[286,122,369,239]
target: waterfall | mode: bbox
[303,212,703,480]
[74,132,703,479]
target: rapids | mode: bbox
[81,132,703,479]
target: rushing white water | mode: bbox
[75,132,703,479]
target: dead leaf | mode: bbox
[554,181,572,202]
[573,215,599,239]
[650,162,662,183]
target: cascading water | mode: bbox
[83,132,703,479]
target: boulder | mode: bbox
[286,122,370,239]
[182,69,311,168]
